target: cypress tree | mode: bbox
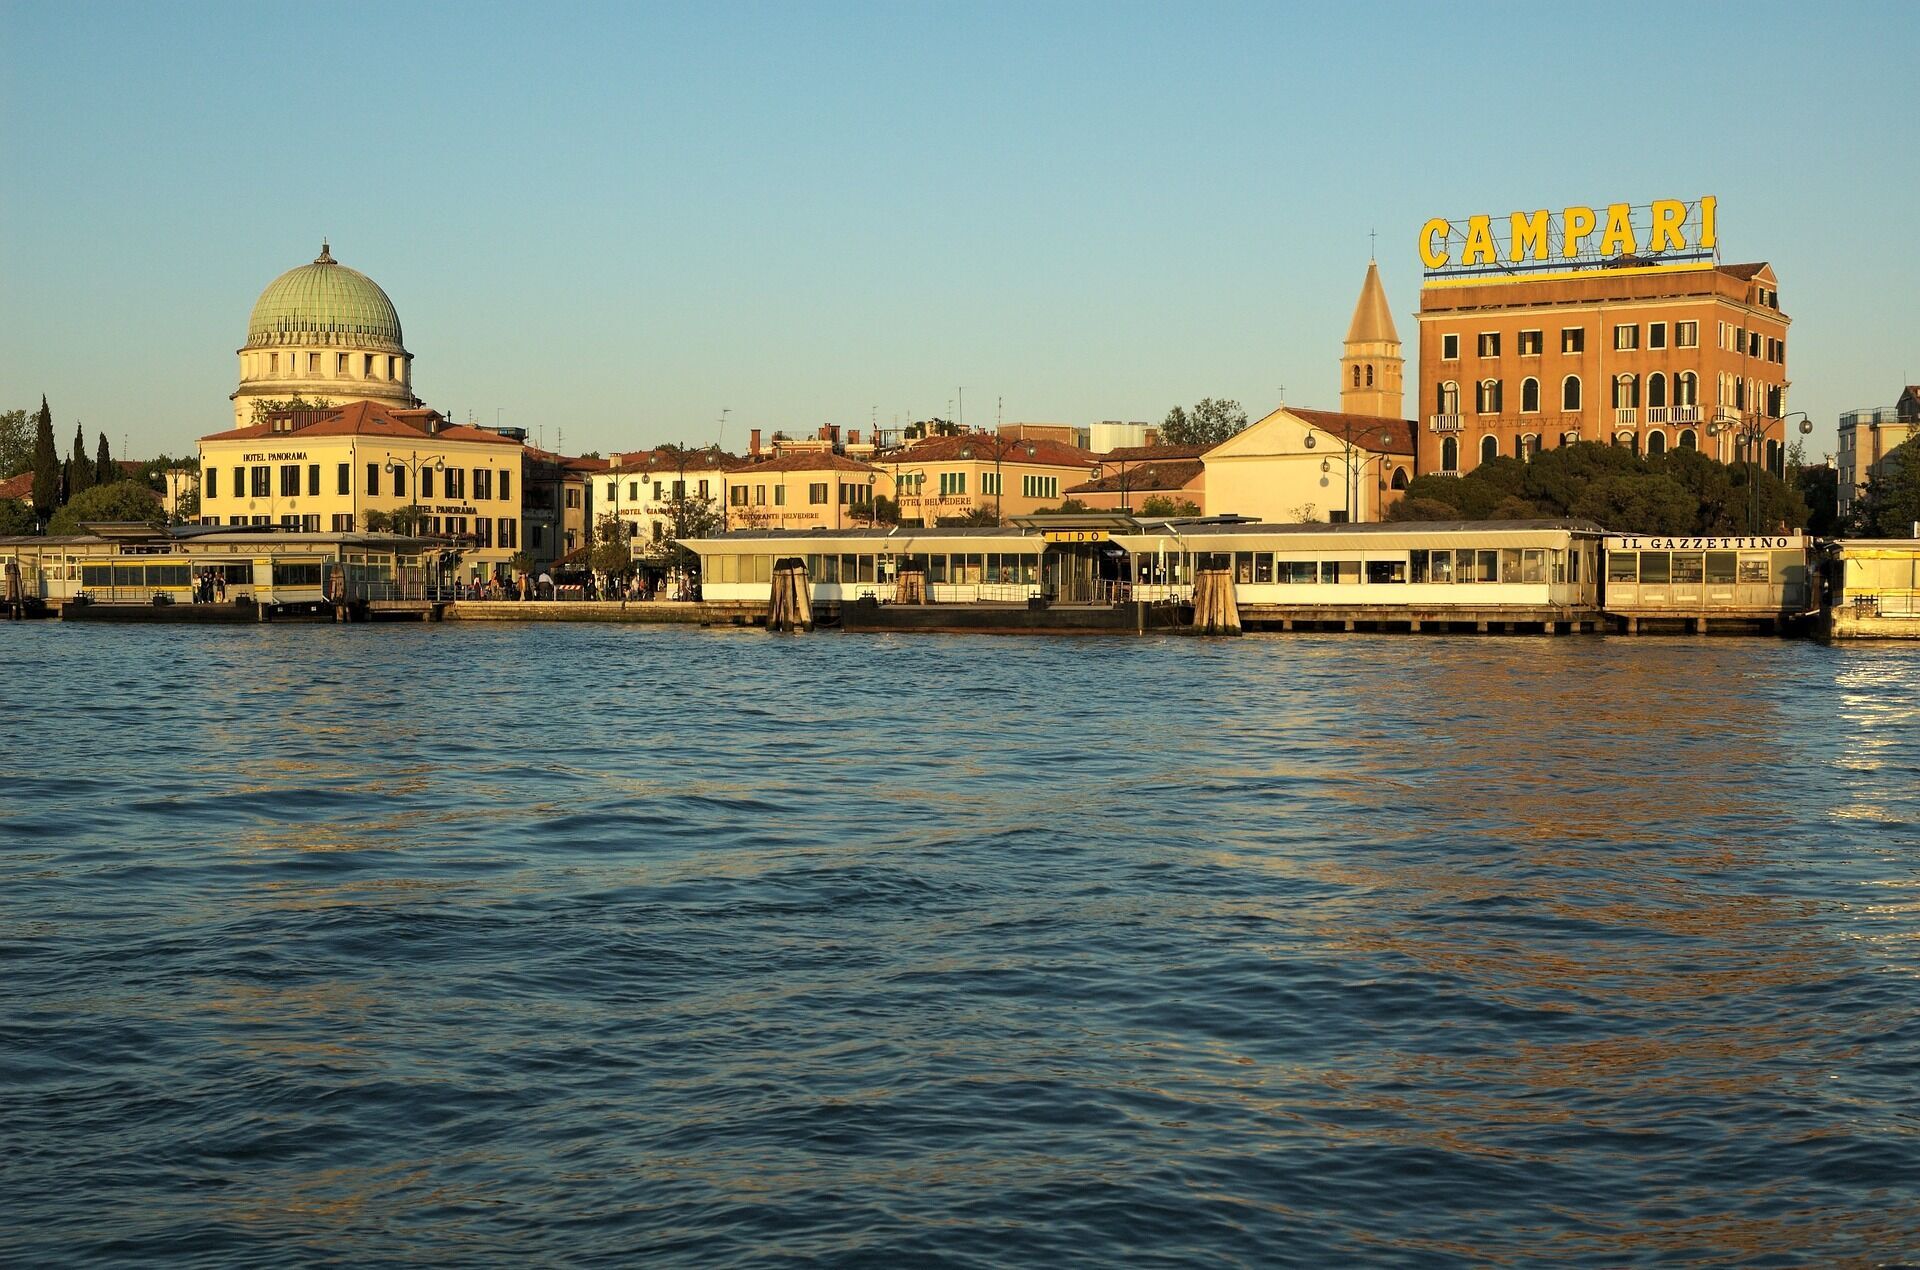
[96,432,113,486]
[69,423,94,496]
[30,396,59,517]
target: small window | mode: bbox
[1475,379,1502,414]
[1518,329,1543,356]
[1521,378,1540,413]
[809,483,828,505]
[1441,333,1459,360]
[1562,376,1582,411]
[1675,321,1698,348]
[1477,332,1500,357]
[1639,552,1672,584]
[1608,552,1639,583]
[1480,435,1499,464]
[1561,327,1585,354]
[1648,322,1667,350]
[1613,324,1639,351]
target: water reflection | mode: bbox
[2,625,1918,1264]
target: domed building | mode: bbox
[231,242,419,428]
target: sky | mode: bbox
[3,0,1916,459]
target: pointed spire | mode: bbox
[316,240,335,264]
[1345,260,1398,344]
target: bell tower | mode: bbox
[1341,260,1403,417]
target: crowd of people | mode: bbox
[457,567,701,603]
[192,568,229,603]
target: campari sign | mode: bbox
[1419,196,1718,280]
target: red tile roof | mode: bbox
[608,445,741,474]
[881,433,1098,469]
[730,450,883,475]
[1097,444,1210,462]
[200,399,522,446]
[0,472,32,502]
[1067,459,1206,495]
[1286,409,1417,456]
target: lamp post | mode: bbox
[958,435,1037,524]
[383,450,445,537]
[1334,425,1398,524]
[1707,411,1772,534]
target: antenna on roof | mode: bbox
[1368,228,1376,261]
[718,408,730,446]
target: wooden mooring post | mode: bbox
[1191,568,1242,636]
[766,557,813,633]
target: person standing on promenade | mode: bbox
[214,569,226,603]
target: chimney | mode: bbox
[849,429,861,445]
[750,428,761,457]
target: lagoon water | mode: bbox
[3,623,1919,1266]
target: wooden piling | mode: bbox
[767,557,814,633]
[1191,568,1241,636]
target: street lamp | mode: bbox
[958,436,1037,524]
[1707,411,1771,534]
[383,450,445,536]
[1333,425,1398,524]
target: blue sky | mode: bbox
[3,0,1915,458]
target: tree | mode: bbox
[1159,398,1248,448]
[1031,498,1093,516]
[589,513,633,578]
[1793,450,1840,537]
[871,495,902,526]
[95,432,113,485]
[508,551,535,577]
[68,422,94,498]
[250,395,333,426]
[0,409,30,478]
[362,509,394,532]
[940,506,1002,528]
[45,480,163,536]
[30,397,59,518]
[1385,496,1467,523]
[0,499,34,536]
[1138,495,1201,517]
[1395,441,1808,534]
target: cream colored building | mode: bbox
[231,243,419,429]
[877,432,1098,525]
[1837,387,1920,521]
[198,400,525,578]
[1202,407,1414,524]
[724,447,888,531]
[601,446,736,549]
[1198,263,1416,524]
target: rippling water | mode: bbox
[3,623,1918,1266]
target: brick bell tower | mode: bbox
[1341,260,1404,417]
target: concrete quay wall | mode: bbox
[448,600,760,625]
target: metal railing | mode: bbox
[1429,414,1463,433]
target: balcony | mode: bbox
[1429,414,1463,433]
[1614,408,1638,426]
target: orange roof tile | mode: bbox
[1287,409,1417,456]
[200,399,522,446]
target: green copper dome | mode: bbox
[245,243,405,352]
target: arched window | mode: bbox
[1613,374,1639,409]
[1521,377,1540,413]
[1647,372,1667,409]
[1438,381,1459,414]
[1646,430,1667,456]
[1353,365,1361,388]
[1480,435,1499,464]
[1679,427,1697,451]
[1676,372,1697,407]
[1520,433,1540,460]
[1767,385,1783,416]
[1476,379,1502,414]
[1615,431,1639,454]
[1390,467,1408,489]
[1366,364,1375,387]
[1767,439,1782,474]
[1441,436,1459,471]
[1563,375,1582,411]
